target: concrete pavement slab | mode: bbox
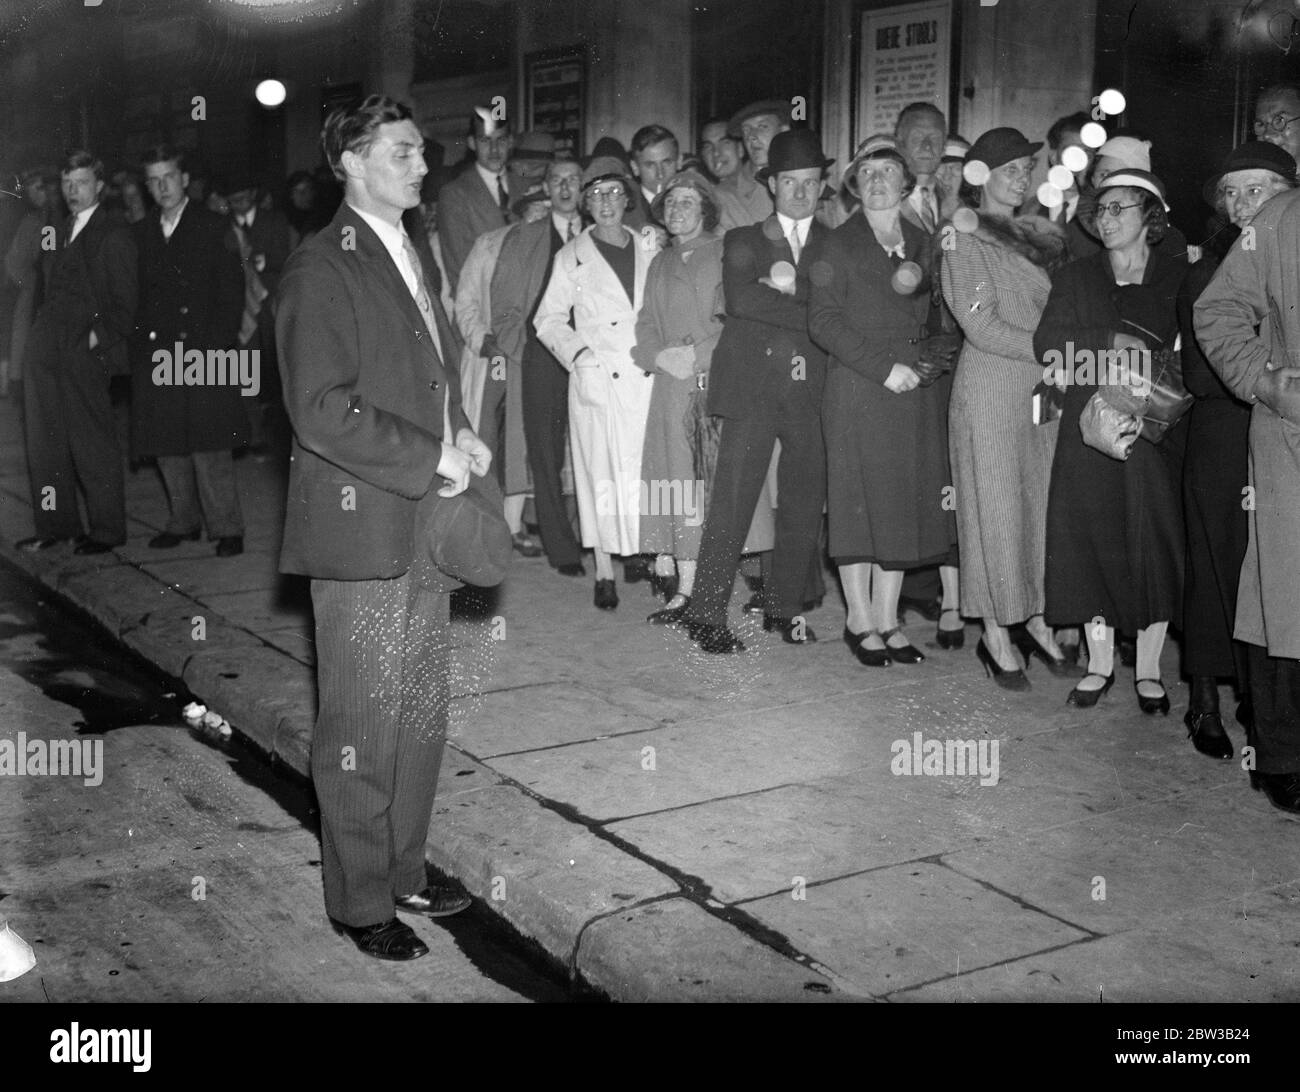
[738,861,1092,996]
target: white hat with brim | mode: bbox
[1097,168,1170,212]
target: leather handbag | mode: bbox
[411,471,513,590]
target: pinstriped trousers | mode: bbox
[310,573,451,927]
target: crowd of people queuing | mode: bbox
[7,80,1300,836]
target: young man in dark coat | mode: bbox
[683,129,832,653]
[17,150,136,554]
[134,146,249,556]
[277,94,486,959]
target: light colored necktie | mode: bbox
[400,233,444,361]
[920,188,937,232]
[788,225,802,264]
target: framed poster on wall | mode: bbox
[525,47,586,159]
[855,0,955,146]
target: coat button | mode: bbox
[178,331,188,340]
[148,331,156,341]
[765,348,772,356]
[179,305,188,315]
[429,380,439,390]
[612,372,620,378]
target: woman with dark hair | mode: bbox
[633,169,725,624]
[1179,142,1297,757]
[940,128,1072,689]
[284,170,325,244]
[810,136,960,665]
[1038,169,1188,713]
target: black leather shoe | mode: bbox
[1135,678,1170,716]
[623,557,652,584]
[395,884,472,918]
[15,535,70,552]
[686,620,745,654]
[880,625,924,664]
[215,536,244,557]
[1067,672,1115,707]
[936,608,965,650]
[742,591,766,614]
[648,594,690,625]
[843,626,890,667]
[149,529,201,549]
[763,615,817,644]
[899,594,942,622]
[332,917,429,960]
[511,532,543,557]
[594,578,618,610]
[649,573,679,602]
[1010,626,1083,677]
[1185,709,1233,760]
[976,638,1029,692]
[1254,771,1300,816]
[556,562,586,577]
[73,539,113,555]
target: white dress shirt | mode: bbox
[351,204,419,300]
[68,203,98,244]
[476,162,507,205]
[776,211,812,259]
[160,196,189,240]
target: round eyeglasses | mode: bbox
[1253,112,1300,135]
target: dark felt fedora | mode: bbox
[1202,140,1298,205]
[755,129,834,183]
[415,473,512,589]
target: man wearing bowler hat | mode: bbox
[684,129,832,653]
[277,94,487,959]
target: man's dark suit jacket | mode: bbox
[438,165,508,295]
[276,203,470,582]
[708,214,829,420]
[131,202,246,458]
[29,204,136,376]
[235,206,293,298]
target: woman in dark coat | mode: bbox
[1038,169,1187,713]
[1179,142,1297,757]
[809,136,959,666]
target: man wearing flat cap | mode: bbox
[716,100,791,232]
[684,129,832,653]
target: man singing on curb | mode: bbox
[276,95,488,960]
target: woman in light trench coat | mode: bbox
[535,156,658,610]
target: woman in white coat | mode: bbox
[535,156,658,610]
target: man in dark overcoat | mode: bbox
[133,145,248,556]
[683,129,831,653]
[277,94,487,959]
[17,150,136,554]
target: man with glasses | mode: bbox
[1253,82,1300,165]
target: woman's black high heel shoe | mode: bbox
[976,638,1029,691]
[881,626,925,664]
[843,626,891,667]
[648,594,690,626]
[936,608,965,650]
[1066,672,1114,707]
[1136,678,1171,716]
[1010,627,1082,678]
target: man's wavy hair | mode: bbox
[322,94,413,182]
